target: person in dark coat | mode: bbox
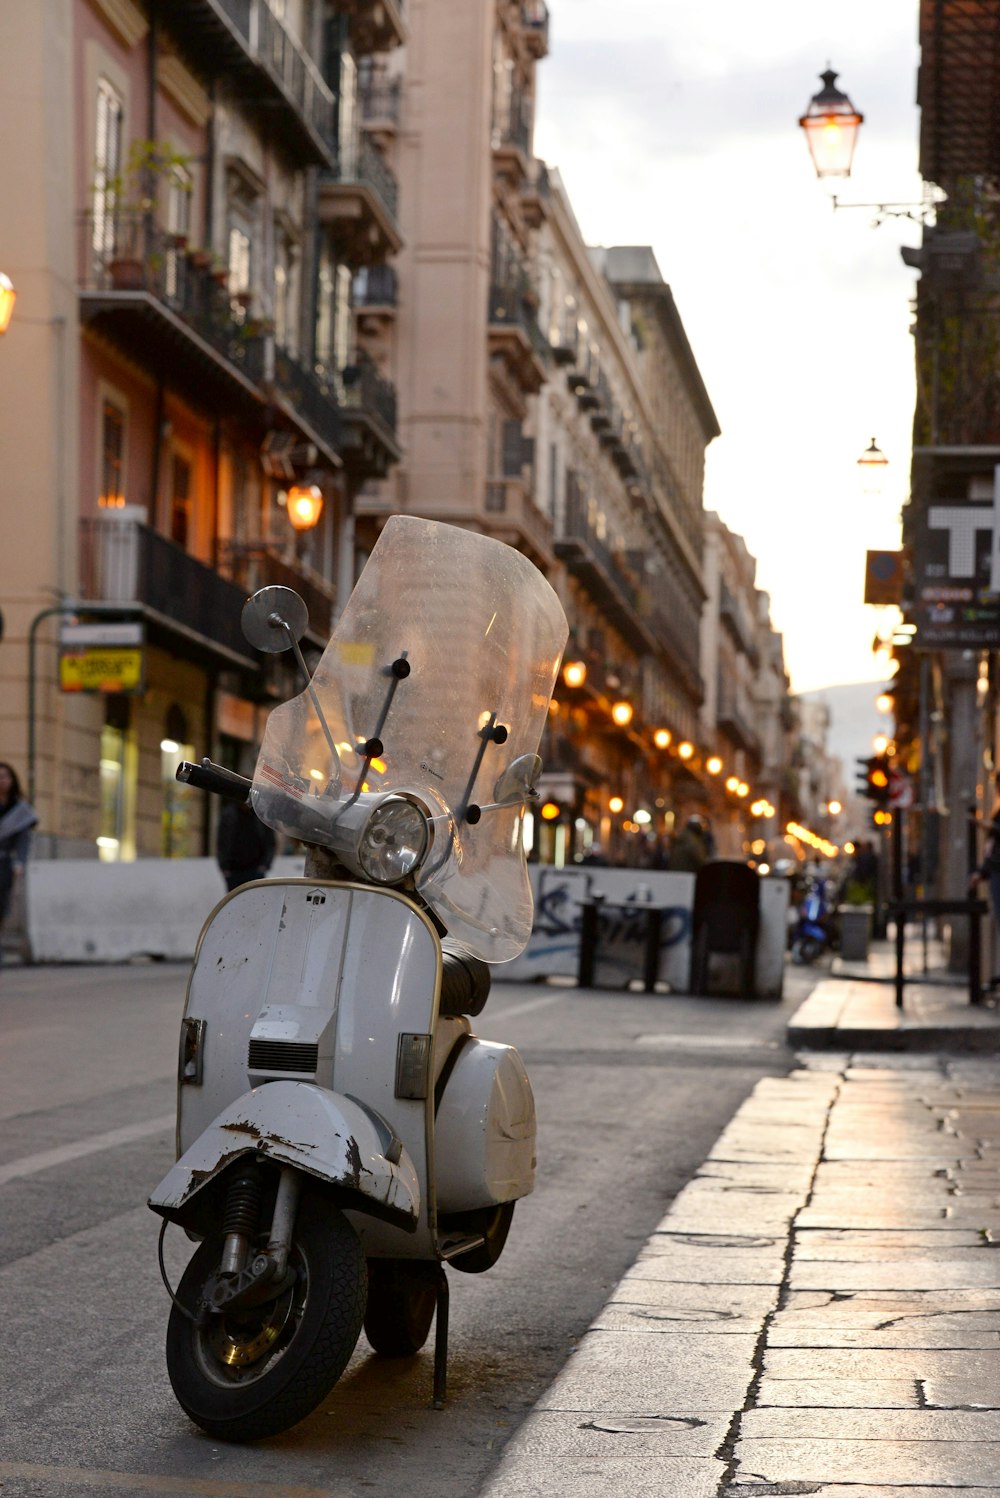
[217,799,276,892]
[668,814,710,873]
[0,763,38,946]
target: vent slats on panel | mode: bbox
[248,1040,319,1074]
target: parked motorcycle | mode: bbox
[790,874,839,964]
[148,516,568,1441]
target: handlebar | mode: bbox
[176,758,253,801]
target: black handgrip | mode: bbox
[176,758,253,800]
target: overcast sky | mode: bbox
[534,0,923,695]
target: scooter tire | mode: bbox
[165,1189,366,1442]
[364,1258,442,1357]
[793,936,822,966]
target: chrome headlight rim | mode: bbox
[357,794,431,885]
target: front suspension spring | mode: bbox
[222,1167,262,1240]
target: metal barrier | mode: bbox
[887,897,989,1008]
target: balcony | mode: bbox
[492,97,532,185]
[719,580,760,665]
[336,360,402,480]
[717,684,759,756]
[645,600,703,702]
[520,161,551,229]
[336,0,407,55]
[79,216,267,419]
[550,322,579,367]
[79,515,257,669]
[569,360,601,411]
[488,282,549,394]
[320,134,402,265]
[271,347,343,469]
[484,479,554,571]
[354,264,398,337]
[521,0,550,58]
[218,540,336,646]
[162,0,335,167]
[554,494,657,654]
[360,72,403,140]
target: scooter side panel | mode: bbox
[434,1040,536,1211]
[150,1082,420,1226]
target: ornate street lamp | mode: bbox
[799,68,863,179]
[0,273,16,334]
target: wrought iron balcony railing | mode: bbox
[78,515,254,666]
[79,214,267,388]
[488,282,550,366]
[360,73,403,128]
[330,133,400,223]
[272,347,342,459]
[212,0,335,151]
[218,539,336,644]
[338,360,398,435]
[354,263,398,308]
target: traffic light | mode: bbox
[855,754,892,808]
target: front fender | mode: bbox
[148,1082,420,1230]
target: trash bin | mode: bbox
[838,904,872,962]
[689,860,760,997]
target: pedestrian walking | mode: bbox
[216,798,276,892]
[668,814,710,873]
[0,762,38,946]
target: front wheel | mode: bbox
[165,1189,367,1442]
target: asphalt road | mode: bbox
[0,958,816,1498]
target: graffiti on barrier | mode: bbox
[503,866,695,988]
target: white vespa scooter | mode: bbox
[148,516,568,1442]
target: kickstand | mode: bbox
[432,1268,449,1410]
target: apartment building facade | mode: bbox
[1,0,795,870]
[0,0,403,859]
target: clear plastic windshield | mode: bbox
[251,515,568,962]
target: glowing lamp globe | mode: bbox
[287,483,324,531]
[799,68,863,179]
[0,273,15,334]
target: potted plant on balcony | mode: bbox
[95,138,192,290]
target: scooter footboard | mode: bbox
[148,1082,420,1233]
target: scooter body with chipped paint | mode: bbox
[149,875,536,1259]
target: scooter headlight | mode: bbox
[358,796,429,884]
